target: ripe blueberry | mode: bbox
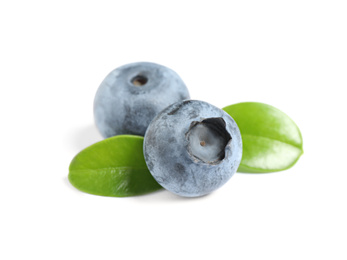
[94,62,190,138]
[143,100,242,197]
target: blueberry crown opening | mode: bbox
[131,75,148,86]
[186,117,232,164]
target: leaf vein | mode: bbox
[71,166,148,172]
[242,133,302,149]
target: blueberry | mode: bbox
[143,100,242,197]
[94,62,190,138]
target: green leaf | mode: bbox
[223,102,303,173]
[68,135,162,197]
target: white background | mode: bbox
[1,1,346,259]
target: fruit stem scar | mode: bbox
[200,141,206,146]
[131,75,148,86]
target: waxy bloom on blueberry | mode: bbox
[94,62,190,138]
[144,100,242,197]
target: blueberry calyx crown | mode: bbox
[186,117,232,165]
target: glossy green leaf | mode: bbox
[68,135,162,197]
[223,102,303,173]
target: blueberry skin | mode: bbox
[143,100,242,197]
[94,62,190,138]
